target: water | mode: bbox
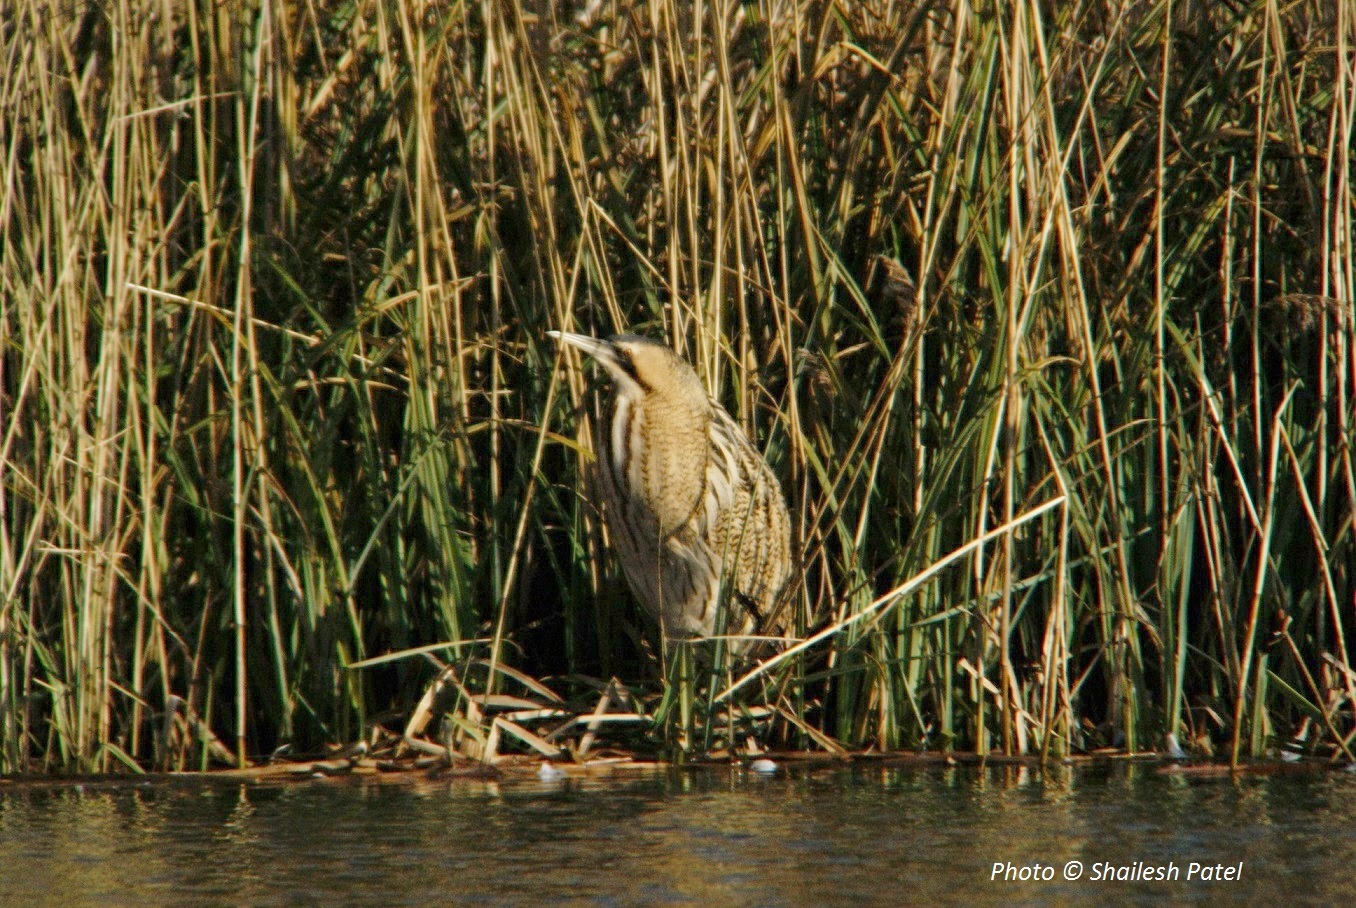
[2,761,1353,906]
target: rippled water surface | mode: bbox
[3,761,1353,905]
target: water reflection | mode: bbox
[1,764,1353,905]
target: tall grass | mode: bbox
[1,0,1352,772]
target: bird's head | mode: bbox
[549,331,704,404]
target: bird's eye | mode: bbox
[610,346,652,393]
[615,348,639,381]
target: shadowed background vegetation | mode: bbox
[2,0,1353,772]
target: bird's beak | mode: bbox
[548,330,610,360]
[549,330,634,388]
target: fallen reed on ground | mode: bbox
[2,0,1353,772]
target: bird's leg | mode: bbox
[651,641,697,757]
[676,642,695,754]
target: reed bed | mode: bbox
[1,0,1353,772]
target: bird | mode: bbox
[549,330,793,652]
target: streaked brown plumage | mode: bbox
[550,331,792,649]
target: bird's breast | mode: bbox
[605,392,708,539]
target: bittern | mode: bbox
[550,331,792,650]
